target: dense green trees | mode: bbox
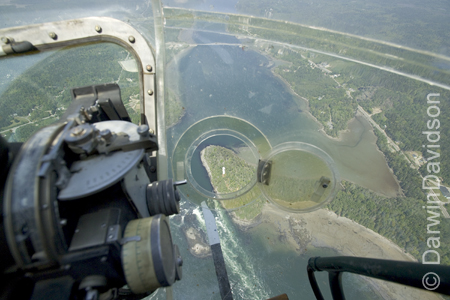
[265,38,450,264]
[270,48,358,137]
[327,125,450,265]
[0,43,140,141]
[328,181,450,265]
[201,145,254,193]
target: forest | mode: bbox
[234,0,450,57]
[201,145,254,194]
[328,179,450,265]
[0,42,142,142]
[201,145,263,221]
[327,120,450,265]
[261,45,450,186]
[248,32,450,264]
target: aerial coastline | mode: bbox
[200,146,439,300]
[268,55,350,142]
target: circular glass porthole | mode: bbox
[172,117,338,212]
[185,129,259,200]
[258,142,339,212]
[172,116,271,208]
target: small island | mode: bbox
[180,214,211,258]
[184,227,211,258]
[200,145,255,194]
[200,145,263,223]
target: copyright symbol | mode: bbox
[422,272,440,290]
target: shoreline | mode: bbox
[199,146,217,193]
[231,204,440,300]
[165,44,194,129]
[269,62,349,142]
[183,226,211,258]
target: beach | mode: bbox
[232,204,441,300]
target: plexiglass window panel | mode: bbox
[162,3,449,300]
[0,43,140,142]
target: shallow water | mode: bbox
[168,39,400,198]
[164,30,398,299]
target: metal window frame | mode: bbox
[0,17,157,134]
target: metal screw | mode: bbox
[149,128,155,134]
[48,32,57,40]
[109,227,114,232]
[146,65,153,72]
[71,126,86,137]
[128,36,135,43]
[95,25,102,33]
[60,219,68,226]
[101,256,107,263]
[137,124,149,137]
[147,89,154,96]
[1,37,10,44]
[108,234,114,239]
[149,166,156,173]
[42,204,49,209]
[100,129,112,141]
[75,229,80,233]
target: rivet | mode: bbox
[146,65,153,72]
[95,25,102,33]
[147,89,154,96]
[48,32,57,40]
[149,128,155,135]
[1,37,10,44]
[128,36,135,43]
[137,124,149,137]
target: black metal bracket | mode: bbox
[257,159,272,185]
[61,83,131,123]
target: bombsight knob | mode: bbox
[146,179,187,216]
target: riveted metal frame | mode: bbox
[0,17,157,133]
